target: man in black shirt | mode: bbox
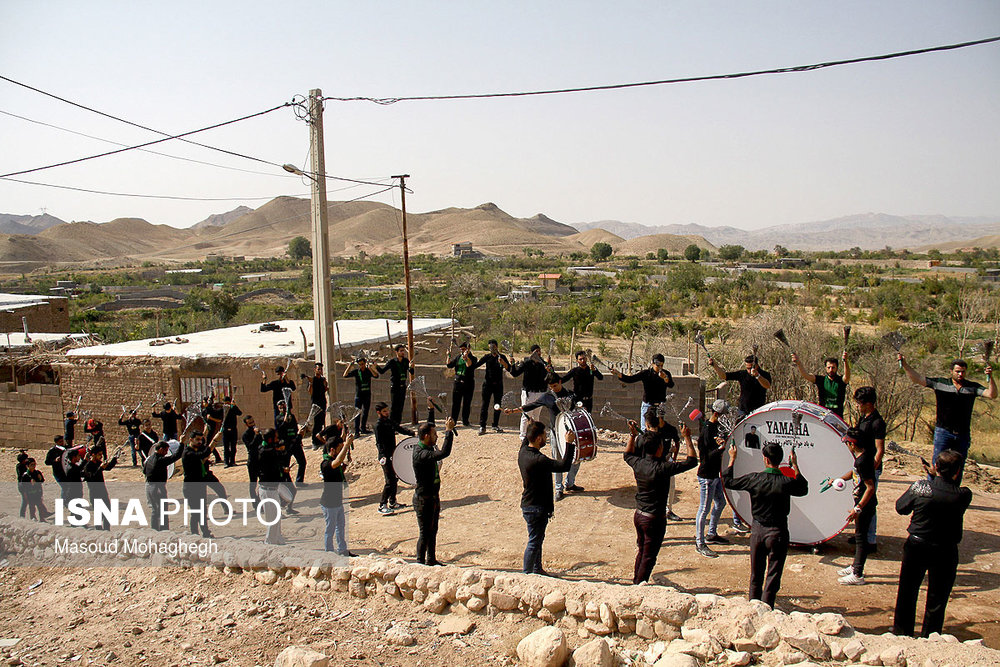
[625,412,697,584]
[182,432,217,538]
[613,354,674,430]
[374,401,415,515]
[118,409,142,466]
[219,395,243,467]
[64,412,78,446]
[138,419,159,461]
[853,386,886,551]
[83,446,118,530]
[508,374,580,499]
[45,435,68,490]
[900,355,995,481]
[274,401,307,485]
[723,442,808,608]
[509,344,551,438]
[260,365,296,418]
[344,357,378,436]
[447,341,478,427]
[143,439,185,530]
[61,448,86,505]
[695,400,731,558]
[792,351,850,417]
[518,420,576,576]
[305,362,330,433]
[830,428,877,585]
[242,415,262,503]
[744,426,760,449]
[474,340,511,435]
[560,350,603,414]
[710,355,772,416]
[151,403,182,441]
[892,449,972,638]
[257,429,288,545]
[412,417,456,565]
[378,347,414,426]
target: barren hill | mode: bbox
[569,228,625,247]
[613,233,716,256]
[191,206,254,230]
[914,234,1000,253]
[39,218,192,258]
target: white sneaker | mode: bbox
[837,566,854,577]
[838,573,866,585]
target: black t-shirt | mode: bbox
[726,368,772,414]
[118,416,142,437]
[560,365,603,400]
[473,353,510,385]
[377,358,411,390]
[813,373,848,415]
[744,431,760,449]
[347,368,375,395]
[722,467,808,528]
[309,376,329,405]
[855,409,886,469]
[320,457,346,507]
[853,449,878,507]
[413,432,453,496]
[697,420,725,479]
[510,358,549,393]
[222,404,243,431]
[625,453,698,515]
[261,378,296,409]
[926,377,985,435]
[619,368,674,404]
[896,476,972,547]
[152,409,182,437]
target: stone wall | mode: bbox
[0,382,63,449]
[0,516,992,666]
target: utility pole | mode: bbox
[392,174,417,423]
[308,89,337,402]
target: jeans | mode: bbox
[866,470,881,545]
[932,427,970,482]
[322,504,348,554]
[522,505,550,573]
[127,435,139,465]
[639,402,657,432]
[695,477,725,546]
[893,537,959,638]
[633,510,667,584]
[553,464,579,492]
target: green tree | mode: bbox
[656,248,670,262]
[684,244,701,262]
[288,236,311,260]
[718,244,744,261]
[209,292,240,323]
[590,242,613,261]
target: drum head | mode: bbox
[166,438,182,479]
[553,413,570,460]
[722,400,853,545]
[392,437,420,486]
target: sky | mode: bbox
[1,1,998,231]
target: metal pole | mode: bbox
[392,174,417,423]
[309,88,337,402]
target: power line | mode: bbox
[0,176,310,201]
[0,108,298,179]
[322,36,1000,104]
[0,103,292,179]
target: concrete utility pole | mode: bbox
[392,174,417,423]
[308,88,337,402]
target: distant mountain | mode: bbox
[191,206,254,230]
[0,212,66,235]
[574,214,1000,251]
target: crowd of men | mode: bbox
[13,340,995,640]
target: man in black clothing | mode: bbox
[831,428,877,585]
[447,341,478,427]
[151,403,182,441]
[518,420,576,576]
[45,435,68,490]
[143,439,184,530]
[118,409,142,466]
[560,350,603,414]
[260,365,296,418]
[853,385,886,550]
[64,412,78,446]
[474,340,511,435]
[257,428,288,545]
[723,442,808,608]
[613,354,675,430]
[744,426,760,449]
[695,399,731,558]
[792,351,851,417]
[83,446,118,531]
[378,347,414,426]
[242,415,262,503]
[893,449,972,637]
[507,374,580,500]
[137,419,158,461]
[201,399,224,463]
[344,357,378,435]
[412,417,456,565]
[305,362,330,433]
[61,448,86,505]
[220,395,243,467]
[625,411,697,584]
[182,432,216,538]
[274,401,307,484]
[509,344,551,438]
[710,355,772,416]
[374,401,415,515]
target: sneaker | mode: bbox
[847,536,857,545]
[732,523,750,534]
[696,544,718,558]
[837,566,854,577]
[566,484,585,492]
[389,502,407,510]
[667,511,682,522]
[705,535,729,545]
[478,427,487,436]
[838,573,866,585]
[555,490,564,502]
[378,505,395,516]
[494,426,504,433]
[285,508,300,516]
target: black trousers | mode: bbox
[289,441,306,483]
[380,461,398,507]
[354,391,372,433]
[580,396,593,414]
[633,510,667,584]
[87,485,112,531]
[247,454,260,501]
[390,387,407,425]
[451,381,475,425]
[222,429,238,466]
[749,521,789,608]
[893,536,959,637]
[146,482,169,530]
[479,382,504,428]
[182,483,211,537]
[413,491,441,564]
[852,503,877,576]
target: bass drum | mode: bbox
[553,409,598,464]
[165,438,183,479]
[721,400,854,546]
[392,436,421,486]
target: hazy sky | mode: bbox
[1,2,998,231]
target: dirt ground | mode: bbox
[3,426,1000,664]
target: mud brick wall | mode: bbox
[0,382,64,450]
[1,298,70,333]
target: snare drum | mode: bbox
[554,409,598,464]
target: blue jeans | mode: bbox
[696,477,725,546]
[522,506,549,573]
[553,464,579,492]
[866,470,881,545]
[932,427,971,482]
[322,504,348,554]
[640,402,656,432]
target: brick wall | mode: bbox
[0,298,70,334]
[0,382,65,449]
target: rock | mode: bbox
[423,592,448,614]
[274,646,329,667]
[488,589,519,611]
[752,624,780,650]
[466,596,487,612]
[815,612,847,636]
[105,651,117,662]
[732,638,761,652]
[565,596,585,618]
[725,650,751,666]
[583,620,613,636]
[438,617,475,636]
[542,590,566,613]
[654,620,680,641]
[680,627,709,644]
[585,601,601,621]
[829,641,845,661]
[254,569,279,585]
[516,627,568,667]
[879,646,907,667]
[842,639,865,661]
[780,650,808,665]
[439,580,458,603]
[348,579,366,598]
[652,654,698,667]
[598,603,616,631]
[385,626,416,647]
[537,608,557,624]
[784,630,831,660]
[636,618,655,639]
[571,638,613,667]
[860,651,883,666]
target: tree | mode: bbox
[590,242,613,261]
[718,244,745,261]
[209,292,240,323]
[774,245,789,258]
[684,244,701,262]
[288,236,311,260]
[656,248,670,262]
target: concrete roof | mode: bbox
[1,332,94,353]
[65,318,453,360]
[0,293,62,311]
